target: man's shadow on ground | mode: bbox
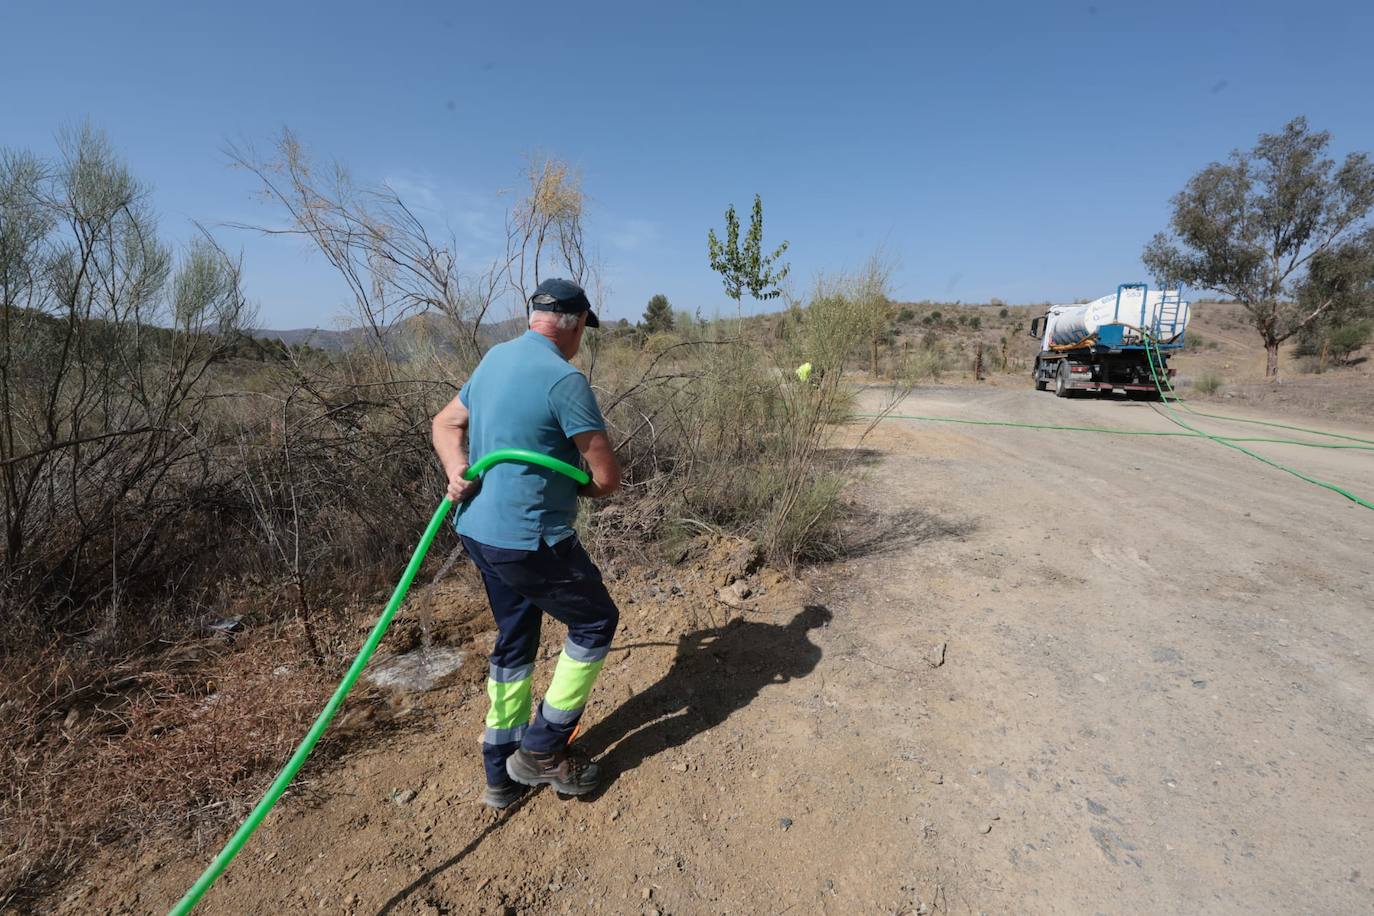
[374,604,829,913]
[579,603,832,783]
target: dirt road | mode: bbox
[825,385,1374,914]
[70,386,1373,915]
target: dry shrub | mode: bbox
[1,130,254,637]
[584,260,900,570]
[903,341,950,382]
[223,353,458,660]
[0,626,342,910]
[1193,370,1225,395]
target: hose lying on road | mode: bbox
[861,406,1374,511]
[856,411,1374,451]
[1140,357,1374,447]
[1160,406,1374,447]
[1140,334,1374,511]
[169,450,589,916]
[858,346,1373,512]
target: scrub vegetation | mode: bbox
[1192,369,1225,396]
[0,128,899,908]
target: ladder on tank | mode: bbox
[1153,286,1185,345]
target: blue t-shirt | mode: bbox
[454,331,606,549]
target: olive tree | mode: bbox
[1143,117,1374,377]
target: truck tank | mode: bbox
[1044,288,1190,350]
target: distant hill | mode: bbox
[252,312,527,353]
[250,326,360,351]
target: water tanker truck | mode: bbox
[1028,282,1190,399]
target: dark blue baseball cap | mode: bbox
[530,278,599,327]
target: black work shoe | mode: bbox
[481,780,527,809]
[505,746,601,795]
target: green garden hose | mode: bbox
[169,449,588,916]
[465,448,591,484]
[855,412,1374,451]
[857,340,1374,513]
[1164,407,1374,447]
[1140,335,1374,511]
[1138,356,1374,446]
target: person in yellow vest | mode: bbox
[795,362,813,383]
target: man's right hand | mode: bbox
[446,468,481,503]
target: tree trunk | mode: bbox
[295,571,325,667]
[1265,339,1280,378]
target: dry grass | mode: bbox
[1193,370,1225,395]
[581,264,899,571]
[0,623,345,910]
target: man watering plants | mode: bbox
[431,278,622,809]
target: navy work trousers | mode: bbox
[461,534,619,786]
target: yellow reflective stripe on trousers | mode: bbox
[485,676,533,729]
[543,650,605,714]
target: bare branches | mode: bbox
[0,127,254,627]
[509,155,591,314]
[225,130,495,370]
[600,337,734,414]
[0,427,168,468]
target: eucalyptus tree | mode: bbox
[1144,117,1374,377]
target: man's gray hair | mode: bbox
[530,310,580,331]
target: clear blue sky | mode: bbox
[4,0,1373,327]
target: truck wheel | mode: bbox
[1054,361,1073,398]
